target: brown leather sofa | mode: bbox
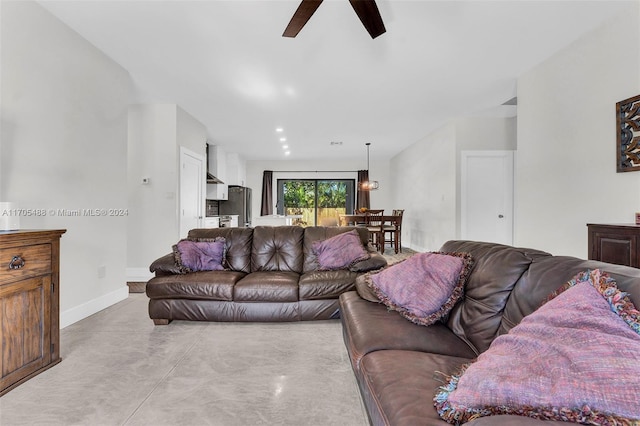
[146,226,386,324]
[339,240,640,426]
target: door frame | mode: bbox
[460,150,515,245]
[179,147,206,238]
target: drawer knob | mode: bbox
[9,255,25,270]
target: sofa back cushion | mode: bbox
[187,228,253,273]
[303,227,370,273]
[442,240,640,356]
[500,255,640,337]
[439,240,551,354]
[251,226,304,273]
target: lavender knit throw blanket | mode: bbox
[435,269,640,425]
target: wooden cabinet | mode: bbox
[587,223,640,267]
[0,229,65,396]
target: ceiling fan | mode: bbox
[283,0,386,39]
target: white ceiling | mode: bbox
[38,0,635,162]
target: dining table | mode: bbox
[338,214,402,253]
[338,214,367,226]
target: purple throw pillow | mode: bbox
[172,237,226,273]
[312,229,370,270]
[434,269,640,424]
[367,251,473,326]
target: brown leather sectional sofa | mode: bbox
[146,226,386,324]
[339,239,640,426]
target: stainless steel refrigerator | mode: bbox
[219,186,252,227]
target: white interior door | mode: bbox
[179,147,205,237]
[461,151,514,245]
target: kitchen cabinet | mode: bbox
[0,229,65,396]
[207,144,227,200]
[225,153,247,187]
[587,223,640,268]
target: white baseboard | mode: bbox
[60,286,129,329]
[127,267,153,282]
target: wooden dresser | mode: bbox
[587,223,640,268]
[0,229,65,396]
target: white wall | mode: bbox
[246,158,392,223]
[127,104,206,276]
[390,124,457,252]
[1,1,132,326]
[177,106,206,155]
[516,5,640,258]
[389,117,516,252]
[455,117,517,151]
[127,104,178,274]
[455,117,517,235]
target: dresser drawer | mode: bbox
[0,243,52,285]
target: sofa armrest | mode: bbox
[354,274,382,303]
[350,253,387,273]
[149,253,182,276]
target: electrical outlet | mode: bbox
[97,265,106,279]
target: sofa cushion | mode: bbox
[359,350,474,426]
[299,270,358,300]
[339,292,478,372]
[188,228,253,273]
[434,269,640,424]
[251,226,304,273]
[312,229,370,271]
[367,252,473,326]
[233,271,300,302]
[146,270,247,301]
[173,238,226,273]
[439,240,551,354]
[303,226,370,272]
[467,416,567,426]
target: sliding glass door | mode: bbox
[276,179,355,226]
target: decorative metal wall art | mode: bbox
[617,94,640,172]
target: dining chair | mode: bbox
[365,210,384,250]
[382,209,404,253]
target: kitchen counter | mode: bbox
[252,215,301,227]
[203,217,219,228]
[205,215,239,228]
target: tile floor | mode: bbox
[0,294,369,426]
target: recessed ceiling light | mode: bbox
[276,127,283,132]
[280,137,287,142]
[282,145,289,149]
[285,151,290,156]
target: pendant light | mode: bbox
[359,142,379,191]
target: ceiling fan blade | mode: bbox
[283,0,324,38]
[348,0,386,39]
